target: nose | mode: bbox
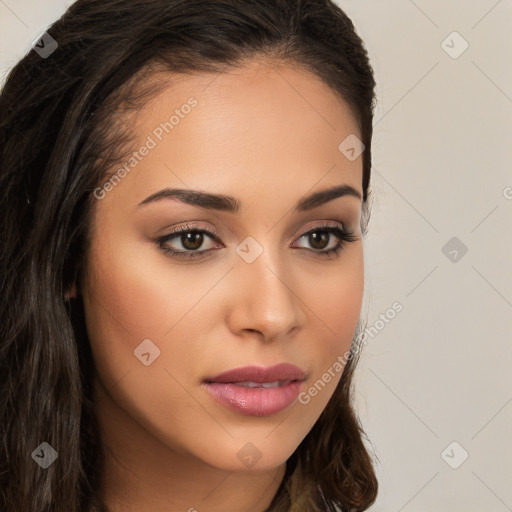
[226,250,306,343]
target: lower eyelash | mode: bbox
[301,225,358,258]
[157,224,218,259]
[157,223,357,259]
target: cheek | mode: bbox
[83,243,169,348]
[297,247,363,400]
[81,230,225,389]
[84,230,215,339]
[308,245,364,341]
[81,246,159,400]
[80,234,217,446]
[319,273,363,334]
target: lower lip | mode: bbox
[203,381,303,416]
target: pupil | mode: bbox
[310,232,328,249]
[182,232,203,250]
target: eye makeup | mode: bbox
[155,222,358,261]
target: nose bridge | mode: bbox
[229,243,304,340]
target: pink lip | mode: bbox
[202,363,306,416]
[204,363,306,384]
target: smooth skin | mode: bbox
[79,58,365,512]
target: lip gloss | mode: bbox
[202,380,303,416]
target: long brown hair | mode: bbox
[0,1,378,510]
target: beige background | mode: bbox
[1,1,511,510]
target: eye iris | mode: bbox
[182,232,203,250]
[309,231,329,250]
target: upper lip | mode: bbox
[204,363,306,384]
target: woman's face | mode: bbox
[81,58,364,475]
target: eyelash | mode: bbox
[156,222,358,261]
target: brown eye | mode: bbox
[156,223,358,261]
[180,232,205,251]
[307,231,330,250]
[293,224,358,257]
[157,224,221,260]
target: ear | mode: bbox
[64,282,77,300]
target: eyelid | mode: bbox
[291,222,356,249]
[165,222,220,239]
[156,220,357,259]
[291,220,345,238]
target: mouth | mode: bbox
[227,380,294,388]
[202,363,307,416]
[203,362,306,385]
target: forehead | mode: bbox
[99,58,363,212]
[134,57,360,139]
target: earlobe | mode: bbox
[64,282,77,300]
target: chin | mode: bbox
[188,438,295,473]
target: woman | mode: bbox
[0,0,378,510]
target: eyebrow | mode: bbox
[138,184,361,212]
